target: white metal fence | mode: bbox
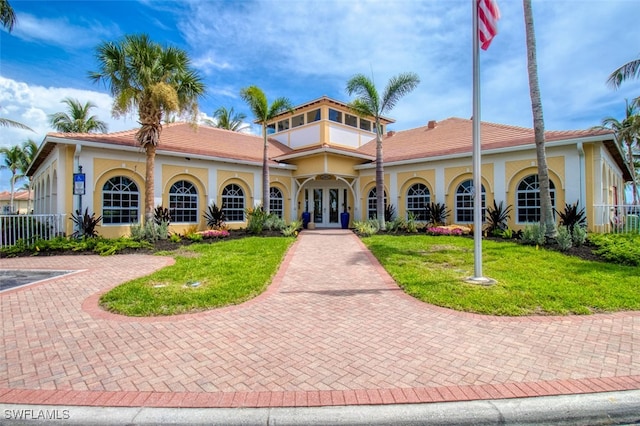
[592,204,640,234]
[0,214,67,249]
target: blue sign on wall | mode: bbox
[73,173,85,195]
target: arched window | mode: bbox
[102,176,139,224]
[222,184,245,222]
[406,183,430,220]
[455,179,485,223]
[169,180,198,223]
[516,175,556,223]
[270,187,284,218]
[367,187,387,219]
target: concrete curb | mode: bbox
[2,390,639,425]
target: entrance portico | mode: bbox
[295,174,356,227]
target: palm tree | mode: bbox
[346,72,420,230]
[0,145,24,213]
[48,97,108,133]
[239,86,292,213]
[207,106,249,132]
[90,34,205,222]
[523,0,555,238]
[607,56,640,90]
[18,138,38,212]
[595,100,640,205]
[1,0,16,32]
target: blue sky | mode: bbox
[1,0,640,192]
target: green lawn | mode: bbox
[362,235,640,316]
[99,236,295,316]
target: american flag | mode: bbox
[478,0,500,50]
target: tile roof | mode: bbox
[358,117,615,163]
[0,190,33,201]
[46,122,293,164]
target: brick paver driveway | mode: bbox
[1,229,639,408]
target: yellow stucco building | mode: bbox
[26,96,630,238]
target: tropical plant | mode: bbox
[386,216,405,233]
[206,106,249,132]
[17,138,38,212]
[240,86,293,213]
[281,220,302,237]
[48,97,108,133]
[353,219,379,236]
[405,212,420,233]
[0,0,16,32]
[0,145,23,213]
[70,208,102,238]
[484,200,512,235]
[130,220,168,242]
[554,201,586,236]
[203,202,226,229]
[424,202,450,227]
[246,205,268,234]
[384,204,396,222]
[593,100,639,205]
[523,0,555,238]
[607,56,640,90]
[153,205,171,225]
[90,33,205,223]
[346,72,420,230]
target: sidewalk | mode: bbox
[1,229,639,423]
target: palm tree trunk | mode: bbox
[375,118,385,230]
[9,173,16,213]
[523,0,555,238]
[145,144,156,223]
[262,126,270,214]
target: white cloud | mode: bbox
[12,12,119,49]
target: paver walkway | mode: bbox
[1,229,639,408]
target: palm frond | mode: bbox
[381,72,420,113]
[0,117,33,131]
[607,58,640,89]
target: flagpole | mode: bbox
[469,0,495,285]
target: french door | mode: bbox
[310,187,344,227]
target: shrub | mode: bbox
[353,220,379,236]
[485,200,512,235]
[169,233,182,243]
[70,208,102,238]
[187,233,203,242]
[386,217,406,233]
[204,203,226,229]
[589,233,640,266]
[555,226,573,251]
[130,220,168,242]
[282,220,302,237]
[246,205,268,234]
[264,214,286,231]
[198,229,230,239]
[572,226,587,247]
[520,223,546,246]
[406,212,420,233]
[424,202,450,226]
